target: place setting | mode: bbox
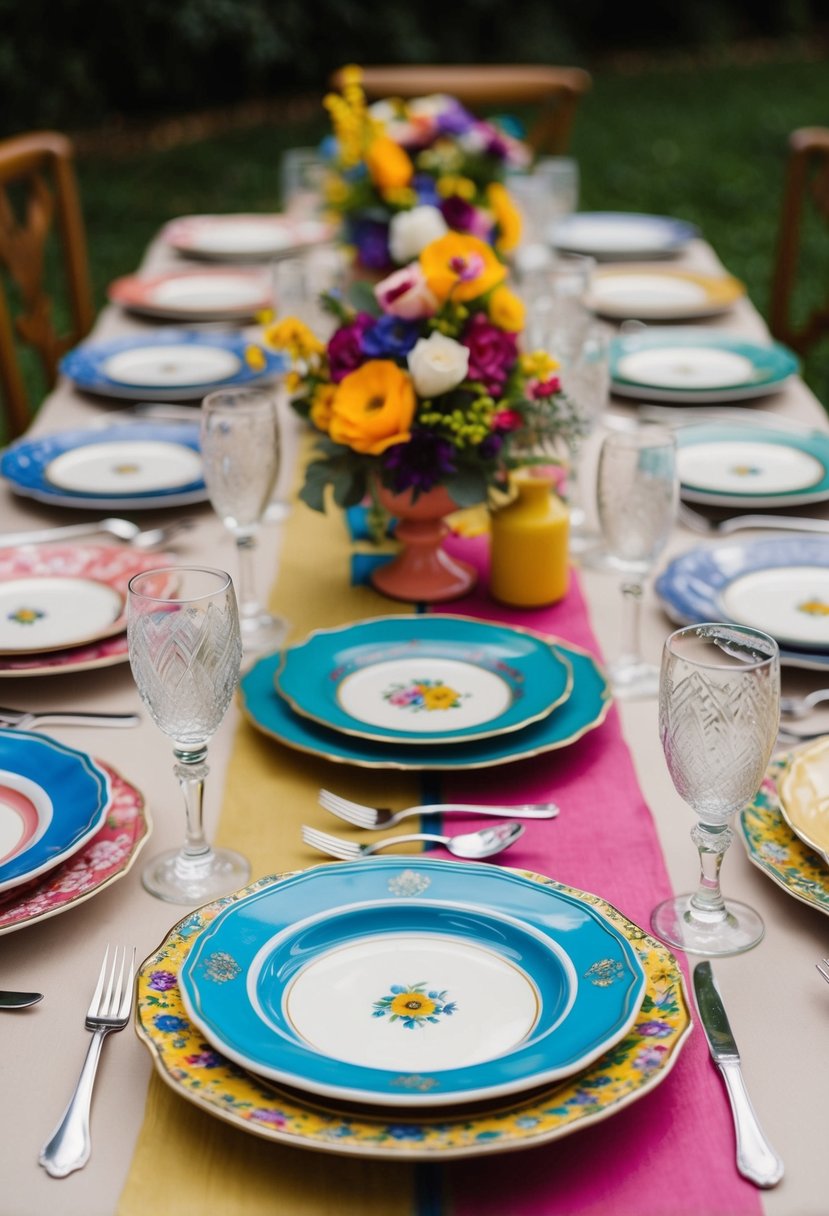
[161,213,336,263]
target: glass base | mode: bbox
[142,846,251,905]
[240,610,289,655]
[651,894,765,956]
[264,499,291,524]
[608,657,660,700]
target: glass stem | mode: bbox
[235,530,262,621]
[688,821,732,923]
[566,455,586,528]
[173,746,211,860]
[618,579,644,667]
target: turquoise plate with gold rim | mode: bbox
[178,858,645,1107]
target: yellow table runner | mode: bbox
[118,464,429,1215]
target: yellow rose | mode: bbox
[365,136,413,193]
[309,383,336,432]
[329,360,416,455]
[486,182,522,254]
[419,233,506,304]
[488,285,526,332]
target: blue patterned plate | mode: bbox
[550,211,698,260]
[275,615,573,745]
[655,536,829,667]
[677,423,829,508]
[0,728,111,894]
[242,636,609,769]
[59,329,284,401]
[609,329,798,403]
[178,857,645,1106]
[1,422,207,510]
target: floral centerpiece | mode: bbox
[321,66,529,273]
[262,231,585,542]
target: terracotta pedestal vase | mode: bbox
[371,483,477,603]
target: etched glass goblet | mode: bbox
[200,386,287,654]
[127,566,248,904]
[652,623,780,955]
[596,425,678,698]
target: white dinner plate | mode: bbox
[587,266,744,320]
[0,576,124,654]
[45,440,203,495]
[108,269,272,321]
[163,213,334,262]
[550,212,698,260]
[101,345,241,388]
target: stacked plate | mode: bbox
[136,858,692,1159]
[586,265,745,322]
[740,746,829,920]
[0,546,175,678]
[656,535,829,671]
[59,329,284,402]
[162,213,335,263]
[108,268,272,323]
[675,422,829,509]
[1,421,206,511]
[609,329,798,403]
[550,211,698,261]
[240,615,611,770]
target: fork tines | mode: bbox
[317,789,378,828]
[817,958,829,986]
[87,945,136,1025]
[301,824,364,860]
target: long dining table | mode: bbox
[1,225,828,1216]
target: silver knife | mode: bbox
[0,990,43,1009]
[693,961,784,1188]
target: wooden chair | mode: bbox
[0,131,94,439]
[330,65,592,156]
[770,126,829,356]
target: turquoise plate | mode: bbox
[241,636,610,770]
[178,858,646,1107]
[275,615,573,746]
[676,423,829,508]
[609,329,798,403]
[0,728,111,894]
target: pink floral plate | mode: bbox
[0,545,174,676]
[0,761,149,934]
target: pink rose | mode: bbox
[375,264,439,320]
[461,313,518,395]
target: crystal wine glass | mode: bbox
[200,386,287,654]
[562,322,610,554]
[127,566,248,904]
[596,425,678,699]
[652,622,780,955]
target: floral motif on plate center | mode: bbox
[383,678,466,712]
[372,982,457,1029]
[797,598,829,616]
[7,607,44,626]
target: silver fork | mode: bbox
[0,517,195,550]
[318,788,559,830]
[817,958,829,986]
[39,946,136,1178]
[302,822,524,861]
[0,707,140,730]
[678,502,829,537]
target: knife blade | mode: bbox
[0,990,43,1009]
[693,961,784,1188]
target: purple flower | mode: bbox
[633,1043,669,1072]
[435,99,476,136]
[440,197,494,242]
[381,429,457,493]
[249,1108,287,1127]
[349,217,392,271]
[477,432,503,460]
[461,313,518,395]
[636,1019,674,1038]
[327,312,374,383]
[362,315,421,360]
[148,969,177,992]
[185,1049,224,1069]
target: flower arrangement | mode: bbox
[261,231,586,535]
[321,66,529,272]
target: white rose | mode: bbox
[407,332,470,398]
[389,205,448,264]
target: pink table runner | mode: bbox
[429,536,762,1216]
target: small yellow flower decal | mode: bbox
[373,982,457,1028]
[422,683,463,710]
[798,598,829,616]
[244,344,267,372]
[8,606,44,626]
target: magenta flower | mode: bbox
[441,197,494,241]
[530,375,562,399]
[462,313,518,395]
[327,312,375,383]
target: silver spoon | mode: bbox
[301,821,524,861]
[0,517,195,550]
[780,689,829,719]
[0,708,140,730]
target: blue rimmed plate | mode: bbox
[655,536,829,666]
[676,423,829,508]
[1,422,207,510]
[59,328,284,401]
[275,615,573,745]
[0,728,111,894]
[242,636,610,769]
[550,212,698,260]
[178,857,645,1107]
[609,329,798,403]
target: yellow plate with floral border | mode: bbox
[778,737,829,862]
[739,753,829,916]
[135,868,691,1160]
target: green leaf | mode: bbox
[445,467,488,507]
[346,279,382,317]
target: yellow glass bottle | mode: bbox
[489,469,570,607]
